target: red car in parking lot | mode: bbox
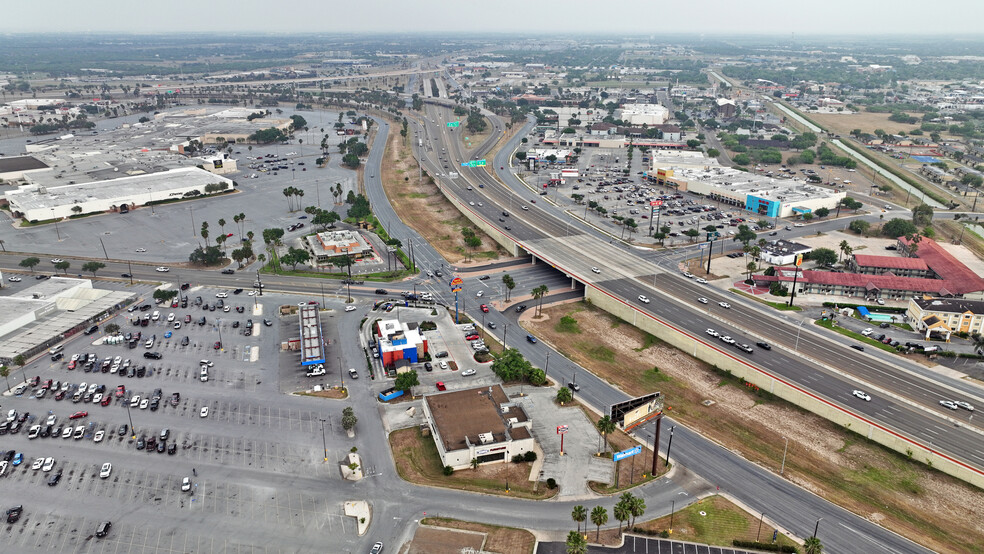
[480,304,489,313]
[464,334,480,341]
[436,382,447,391]
[100,395,111,406]
[69,411,88,420]
[115,385,126,397]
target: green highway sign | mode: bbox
[447,121,460,128]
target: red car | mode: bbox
[464,334,480,341]
[480,304,489,313]
[54,390,66,401]
[69,411,88,420]
[30,376,40,387]
[170,300,179,308]
[213,341,222,350]
[436,381,447,391]
[100,395,111,406]
[67,361,76,370]
[185,315,192,323]
[115,385,126,398]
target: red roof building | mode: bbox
[849,254,932,278]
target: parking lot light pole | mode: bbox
[125,401,135,439]
[319,418,328,462]
[780,436,789,475]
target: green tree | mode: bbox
[0,365,10,391]
[571,505,587,535]
[394,370,419,392]
[706,148,720,158]
[912,203,934,227]
[814,207,830,219]
[732,153,750,166]
[329,255,353,277]
[152,289,178,302]
[189,245,224,266]
[849,220,870,237]
[314,209,340,231]
[883,218,918,238]
[104,323,120,335]
[289,114,307,131]
[804,536,823,554]
[596,415,616,455]
[531,284,549,316]
[734,224,757,247]
[262,228,285,246]
[809,247,838,267]
[218,218,226,236]
[341,407,358,431]
[490,348,534,382]
[590,506,608,541]
[81,261,105,276]
[284,247,310,270]
[201,221,209,244]
[556,387,573,404]
[684,228,700,242]
[54,261,70,274]
[565,531,587,554]
[19,257,40,273]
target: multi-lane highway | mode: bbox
[405,102,984,481]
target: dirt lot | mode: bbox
[405,525,484,554]
[414,518,536,554]
[380,118,505,264]
[389,427,556,500]
[521,302,984,554]
[809,111,922,138]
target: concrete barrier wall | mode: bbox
[436,181,522,256]
[583,286,984,489]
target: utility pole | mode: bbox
[665,425,675,467]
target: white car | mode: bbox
[683,272,695,279]
[476,291,483,297]
[718,302,731,309]
[8,276,22,282]
[591,267,601,274]
[100,462,112,478]
[697,297,708,304]
[247,290,256,296]
[638,295,650,304]
[696,278,708,284]
[216,292,228,298]
[61,427,73,439]
[51,258,63,263]
[167,313,175,322]
[720,335,736,345]
[861,328,873,336]
[155,267,170,272]
[0,461,7,477]
[345,306,357,312]
[135,248,146,252]
[42,457,55,472]
[182,477,192,492]
[706,328,719,337]
[92,393,103,404]
[852,390,872,402]
[954,401,975,411]
[794,223,804,227]
[939,400,959,410]
[130,395,141,407]
[461,369,477,376]
[94,430,105,443]
[32,458,44,470]
[439,361,449,370]
[200,406,209,418]
[87,383,98,394]
[139,398,150,410]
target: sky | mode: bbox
[8,0,984,35]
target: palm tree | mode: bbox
[804,536,823,554]
[590,506,608,541]
[565,531,587,554]
[531,284,549,316]
[596,415,616,455]
[613,499,631,535]
[218,218,226,237]
[502,274,515,301]
[628,495,646,528]
[283,187,292,211]
[571,505,587,534]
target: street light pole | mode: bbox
[51,209,61,240]
[780,436,789,475]
[813,518,823,538]
[665,425,675,467]
[125,400,135,439]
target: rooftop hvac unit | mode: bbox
[478,432,494,445]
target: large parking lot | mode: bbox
[0,284,379,553]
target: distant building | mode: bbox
[423,384,535,470]
[615,103,669,126]
[0,155,51,182]
[848,254,933,279]
[714,98,736,118]
[761,240,813,266]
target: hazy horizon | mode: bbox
[9,0,984,35]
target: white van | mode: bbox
[49,345,64,355]
[200,367,209,382]
[305,367,326,377]
[151,311,161,321]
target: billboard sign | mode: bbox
[449,276,463,287]
[556,425,569,434]
[613,445,642,462]
[610,392,663,432]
